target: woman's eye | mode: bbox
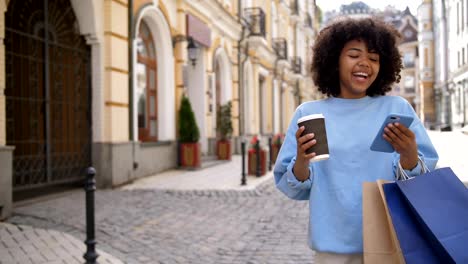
[349,55,358,58]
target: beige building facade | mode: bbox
[417,0,436,126]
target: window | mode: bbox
[457,2,460,34]
[404,76,415,93]
[404,76,415,88]
[404,29,413,39]
[403,52,415,68]
[463,0,465,31]
[464,48,466,65]
[424,48,428,67]
[136,21,158,141]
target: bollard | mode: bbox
[83,167,99,264]
[256,140,260,177]
[268,137,272,171]
[241,140,247,185]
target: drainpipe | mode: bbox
[129,0,138,170]
[273,58,279,134]
[129,0,134,140]
[238,1,245,139]
[441,0,452,127]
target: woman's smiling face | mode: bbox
[338,39,380,99]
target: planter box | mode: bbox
[216,140,231,160]
[179,142,201,168]
[248,149,266,176]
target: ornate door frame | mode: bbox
[5,0,92,193]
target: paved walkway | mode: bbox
[428,130,468,185]
[121,155,273,191]
[0,222,123,264]
[1,130,467,263]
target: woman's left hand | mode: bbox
[383,122,418,170]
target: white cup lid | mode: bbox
[297,114,324,124]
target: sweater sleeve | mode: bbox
[274,107,313,201]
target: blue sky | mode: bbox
[315,0,422,14]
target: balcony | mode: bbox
[273,38,288,60]
[291,57,302,74]
[244,7,266,37]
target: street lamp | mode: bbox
[187,38,198,67]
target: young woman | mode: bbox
[274,17,439,263]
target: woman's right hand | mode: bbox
[293,126,317,181]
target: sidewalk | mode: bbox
[0,222,123,264]
[428,130,468,185]
[121,155,273,191]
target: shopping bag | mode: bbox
[362,181,405,264]
[381,181,441,263]
[396,167,468,264]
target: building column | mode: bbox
[0,146,13,220]
[0,0,14,220]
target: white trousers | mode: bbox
[314,252,363,264]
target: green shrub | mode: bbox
[178,95,200,143]
[216,101,233,140]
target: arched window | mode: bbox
[136,21,158,141]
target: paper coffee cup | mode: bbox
[297,114,330,162]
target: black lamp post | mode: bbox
[187,37,198,67]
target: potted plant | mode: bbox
[248,135,267,176]
[271,133,284,164]
[178,95,201,168]
[216,101,233,160]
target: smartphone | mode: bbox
[370,114,414,153]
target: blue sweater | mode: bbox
[274,95,439,254]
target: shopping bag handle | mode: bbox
[396,156,430,181]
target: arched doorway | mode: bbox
[136,20,158,142]
[5,0,91,199]
[213,48,233,138]
[133,5,175,142]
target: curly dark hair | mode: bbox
[311,17,403,97]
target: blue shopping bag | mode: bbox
[382,182,442,263]
[396,167,468,264]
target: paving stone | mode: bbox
[2,168,316,263]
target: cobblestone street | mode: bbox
[6,180,314,264]
[2,131,467,264]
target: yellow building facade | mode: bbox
[0,0,317,219]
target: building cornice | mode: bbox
[184,0,241,41]
[245,37,276,67]
[451,66,468,83]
